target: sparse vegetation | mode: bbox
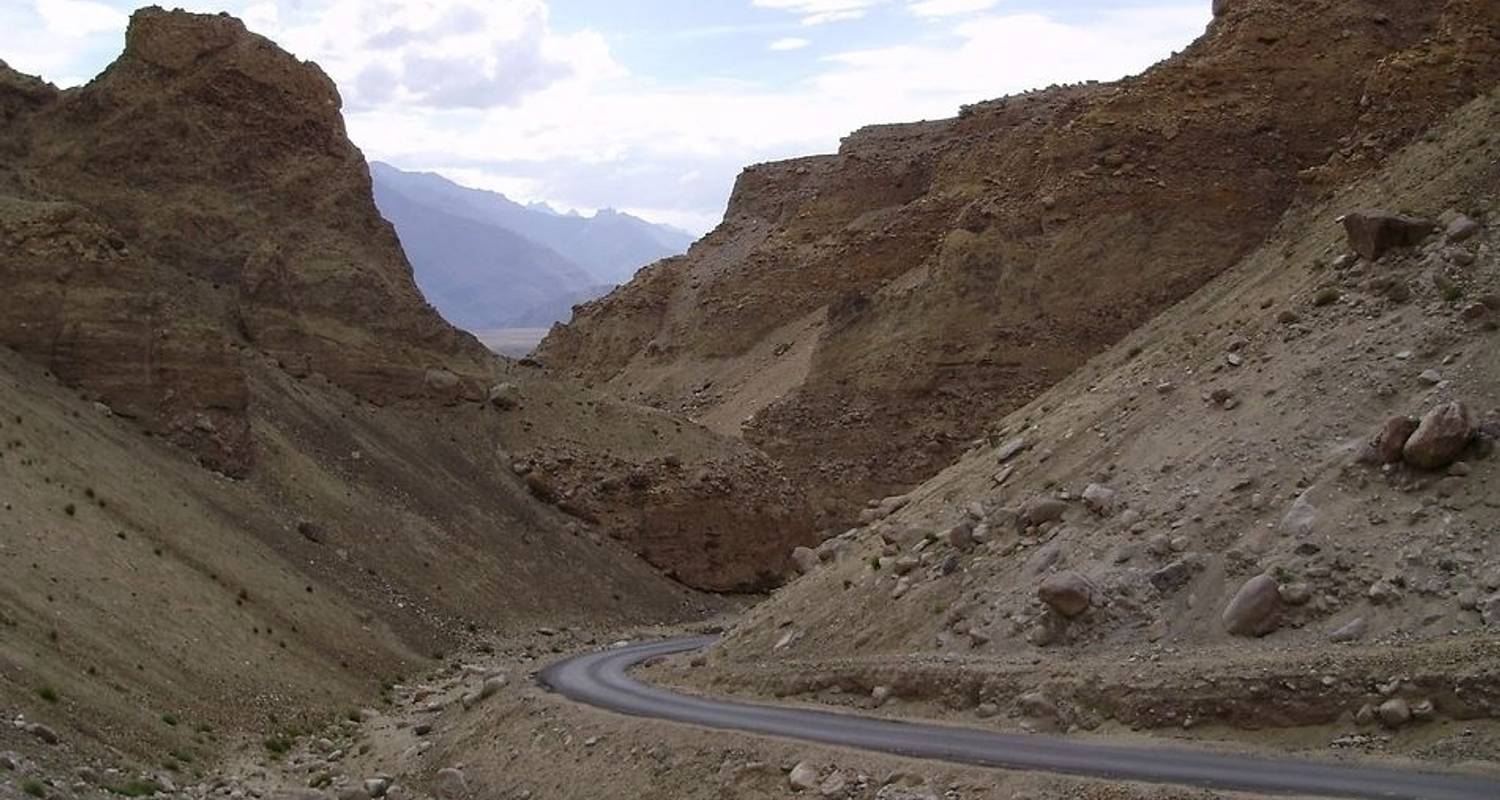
[263,734,293,757]
[160,712,178,727]
[105,779,163,798]
[37,686,58,703]
[21,779,45,798]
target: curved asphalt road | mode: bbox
[538,637,1500,800]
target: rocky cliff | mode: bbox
[540,0,1500,530]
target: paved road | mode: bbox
[538,637,1500,800]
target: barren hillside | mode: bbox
[662,77,1500,762]
[540,0,1500,530]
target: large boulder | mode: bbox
[1403,402,1473,470]
[1341,211,1437,260]
[1222,574,1282,637]
[1038,572,1095,618]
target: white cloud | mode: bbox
[32,0,126,37]
[243,0,621,110]
[752,0,886,25]
[769,37,812,51]
[908,0,999,17]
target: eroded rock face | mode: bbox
[0,9,497,472]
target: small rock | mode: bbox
[1038,572,1094,618]
[433,768,467,800]
[1446,215,1481,243]
[486,383,519,410]
[819,772,848,799]
[1022,497,1068,526]
[891,556,920,576]
[871,686,892,707]
[1330,617,1368,643]
[363,779,391,799]
[1082,484,1119,517]
[1280,493,1319,537]
[26,723,59,745]
[945,521,976,552]
[1371,416,1419,465]
[791,547,820,576]
[996,435,1030,463]
[975,703,999,719]
[1222,574,1282,637]
[1278,582,1312,606]
[789,762,820,792]
[1418,370,1442,386]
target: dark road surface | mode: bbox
[538,637,1500,800]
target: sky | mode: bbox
[0,0,1212,234]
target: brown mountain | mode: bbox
[539,0,1500,530]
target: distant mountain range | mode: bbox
[370,162,696,332]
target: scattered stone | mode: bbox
[819,772,848,799]
[1222,575,1282,637]
[1403,402,1473,471]
[791,547,821,576]
[1278,582,1312,606]
[1368,579,1403,605]
[975,703,1000,719]
[297,520,325,543]
[1038,572,1094,618]
[433,768,467,799]
[892,556,920,576]
[486,383,519,410]
[1022,497,1068,526]
[1446,215,1481,243]
[25,723,58,745]
[945,521,976,552]
[363,779,391,799]
[1371,416,1419,464]
[1341,211,1437,260]
[996,435,1031,463]
[871,686,892,707]
[1279,493,1319,537]
[1330,617,1368,643]
[1082,484,1119,517]
[789,762,820,792]
[460,674,508,710]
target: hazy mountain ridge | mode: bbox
[370,162,695,331]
